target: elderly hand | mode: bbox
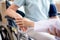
[15,18,34,32]
[15,17,27,32]
[48,24,60,37]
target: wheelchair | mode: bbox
[0,14,14,40]
[0,1,34,40]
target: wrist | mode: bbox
[29,21,34,27]
[23,18,34,27]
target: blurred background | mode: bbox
[54,0,60,18]
[54,0,60,12]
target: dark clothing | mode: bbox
[49,4,57,17]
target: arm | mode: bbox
[5,0,25,19]
[16,18,56,32]
[18,18,60,38]
[5,4,22,18]
[16,17,60,37]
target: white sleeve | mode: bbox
[34,19,60,32]
[13,0,25,7]
[34,20,50,32]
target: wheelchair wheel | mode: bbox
[0,25,14,40]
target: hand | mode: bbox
[15,18,34,31]
[48,25,60,37]
[15,17,27,32]
[14,13,22,20]
[15,18,28,31]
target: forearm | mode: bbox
[5,8,20,18]
[5,4,22,18]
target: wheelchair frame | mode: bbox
[0,1,14,40]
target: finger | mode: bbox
[15,20,22,23]
[16,22,23,25]
[19,25,24,27]
[48,28,54,35]
[15,17,22,20]
[16,23,24,28]
[19,26,24,30]
[22,27,27,32]
[51,25,57,35]
[15,20,24,25]
[56,29,60,37]
[19,26,26,31]
[48,25,57,35]
[16,22,24,28]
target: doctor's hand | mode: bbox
[48,25,60,37]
